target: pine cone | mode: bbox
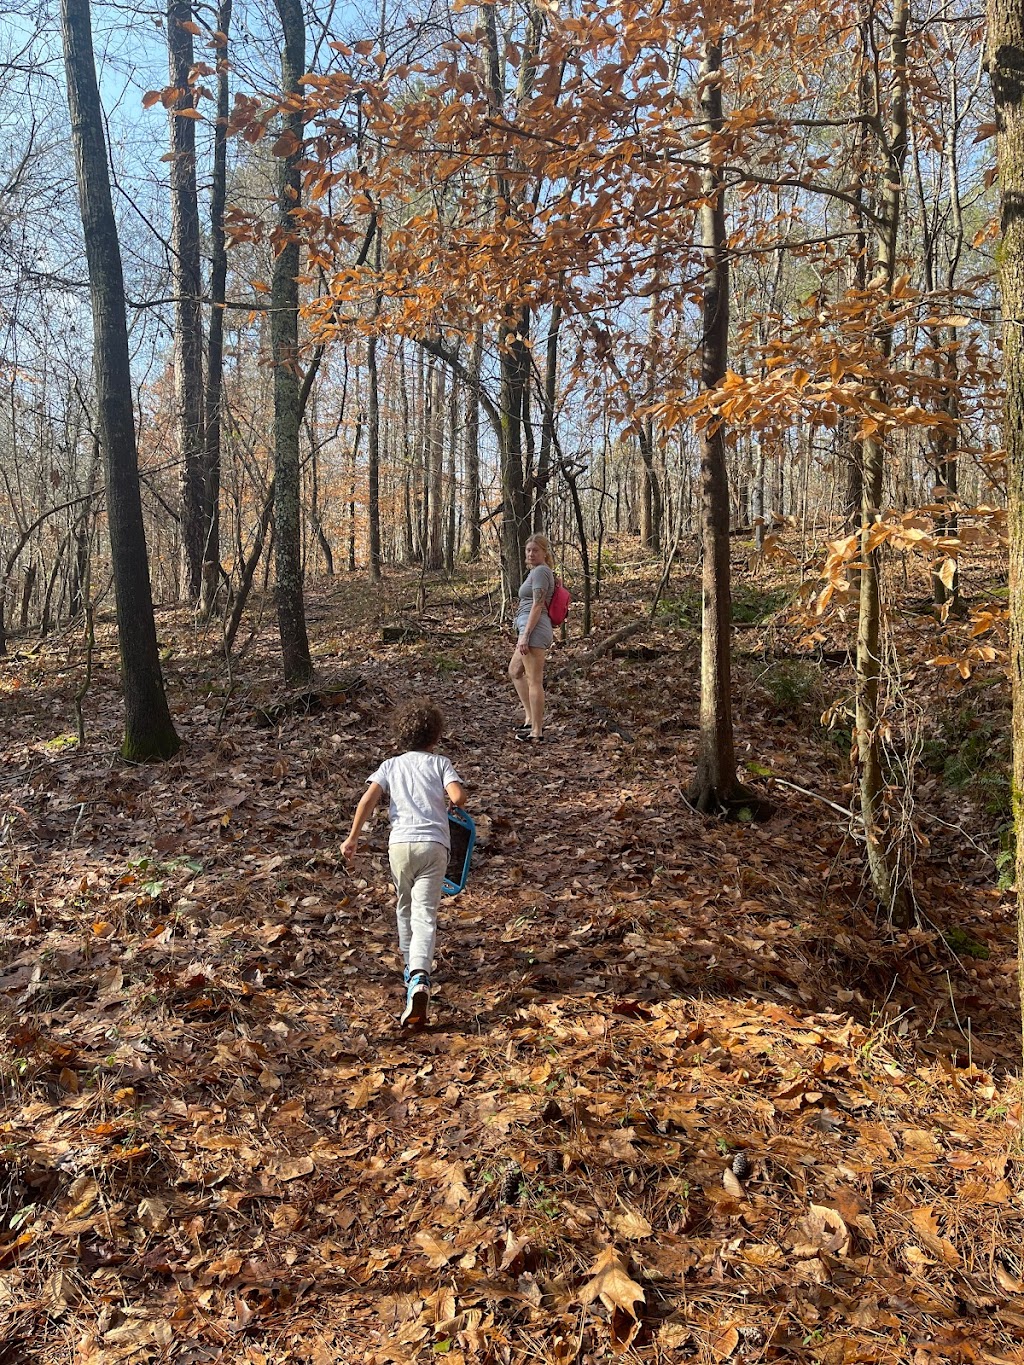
[499,1164,523,1205]
[731,1151,753,1180]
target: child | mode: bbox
[341,699,465,1029]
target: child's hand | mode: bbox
[340,836,358,861]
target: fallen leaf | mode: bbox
[722,1169,745,1199]
[576,1245,645,1318]
[137,1197,170,1233]
[710,1325,740,1361]
[267,1155,314,1181]
[788,1203,850,1258]
[609,1207,653,1240]
[63,1176,99,1220]
[415,1230,458,1267]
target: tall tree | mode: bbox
[855,0,911,922]
[200,0,232,620]
[167,0,205,601]
[60,0,179,759]
[688,25,743,812]
[464,321,483,559]
[480,1,532,595]
[987,0,1024,1066]
[271,0,313,683]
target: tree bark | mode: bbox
[987,0,1024,1071]
[856,0,911,923]
[638,414,663,553]
[168,0,206,602]
[687,33,741,813]
[480,3,530,597]
[426,355,445,570]
[367,330,382,581]
[535,302,560,534]
[61,0,179,758]
[271,0,312,684]
[465,321,483,559]
[200,0,232,619]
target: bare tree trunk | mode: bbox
[200,0,232,619]
[399,343,415,562]
[535,302,560,533]
[687,32,742,813]
[445,380,458,573]
[465,321,483,559]
[366,227,383,581]
[61,0,179,758]
[988,0,1024,1072]
[168,0,206,601]
[928,42,966,613]
[499,309,531,592]
[225,484,274,655]
[480,2,530,596]
[638,414,663,553]
[39,539,67,637]
[271,0,312,684]
[425,356,444,570]
[856,0,911,923]
[18,562,35,630]
[367,331,382,581]
[845,0,872,536]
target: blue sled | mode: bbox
[443,807,476,896]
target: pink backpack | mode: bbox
[548,580,571,626]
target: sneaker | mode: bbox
[400,971,430,1029]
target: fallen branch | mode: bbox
[771,776,852,819]
[550,618,646,679]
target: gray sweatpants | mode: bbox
[389,841,447,976]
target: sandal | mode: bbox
[516,731,544,743]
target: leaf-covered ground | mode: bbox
[1,553,1022,1365]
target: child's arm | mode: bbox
[341,782,384,860]
[446,780,466,809]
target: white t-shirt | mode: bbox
[367,750,461,847]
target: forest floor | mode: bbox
[1,541,1023,1365]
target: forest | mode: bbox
[4,0,1024,1360]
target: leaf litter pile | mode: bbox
[2,560,1023,1365]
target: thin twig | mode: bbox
[771,776,853,819]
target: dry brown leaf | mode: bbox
[658,1321,692,1350]
[272,1203,303,1231]
[63,1176,100,1220]
[576,1245,645,1318]
[722,1168,745,1199]
[710,1325,740,1360]
[349,1072,385,1110]
[609,1306,642,1355]
[901,1128,941,1163]
[608,1206,653,1239]
[415,1230,458,1268]
[909,1205,960,1266]
[789,1203,850,1258]
[137,1197,170,1233]
[267,1154,314,1181]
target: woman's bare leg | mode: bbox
[522,648,547,736]
[508,649,532,727]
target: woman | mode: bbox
[508,533,556,742]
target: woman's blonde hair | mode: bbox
[526,533,555,569]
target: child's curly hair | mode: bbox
[393,698,444,751]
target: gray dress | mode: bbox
[515,565,555,648]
